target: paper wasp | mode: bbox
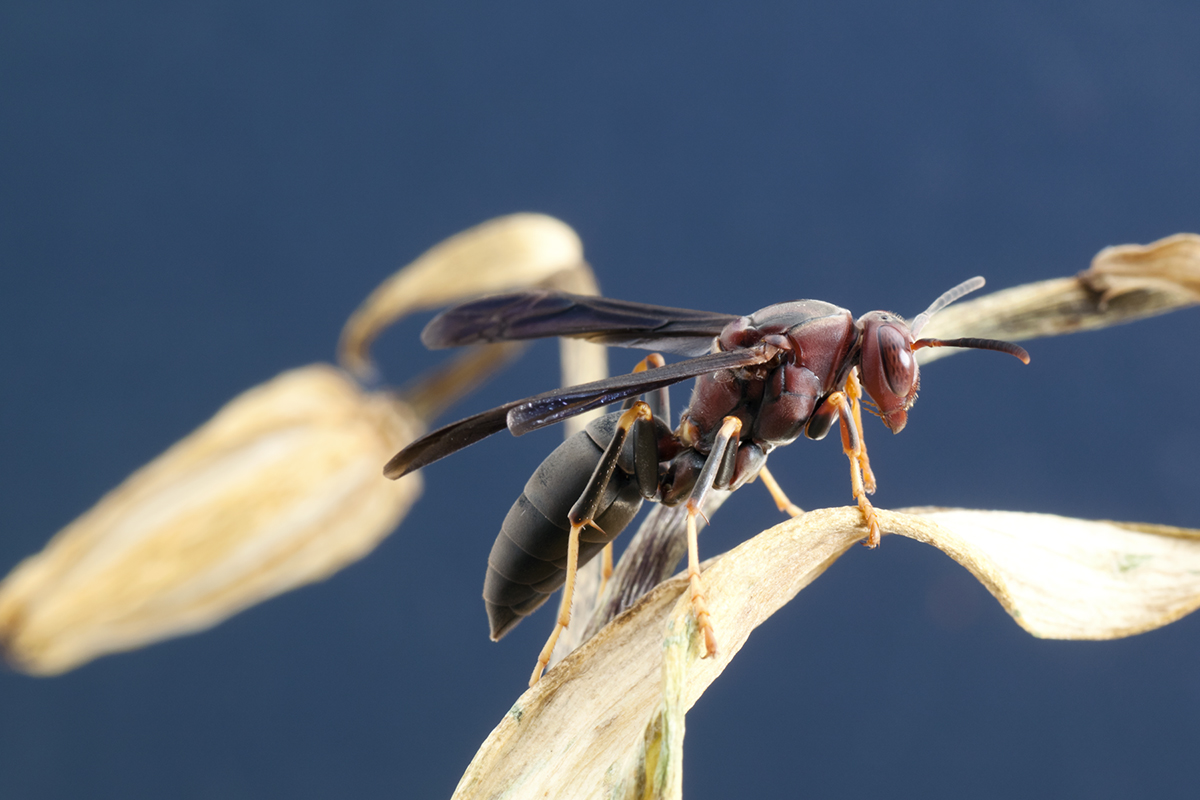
[385,278,1029,684]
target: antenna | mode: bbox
[908,276,985,339]
[911,336,1030,364]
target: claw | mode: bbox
[858,495,881,548]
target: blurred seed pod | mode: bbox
[917,232,1200,362]
[339,212,598,381]
[0,366,419,675]
[0,213,602,675]
[1085,232,1200,304]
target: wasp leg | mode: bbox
[597,542,614,598]
[599,355,668,611]
[825,390,882,547]
[757,465,804,518]
[530,401,656,686]
[844,368,877,493]
[684,415,743,658]
[620,352,670,419]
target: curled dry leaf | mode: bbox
[0,213,605,675]
[0,366,420,676]
[369,212,606,430]
[918,232,1200,363]
[338,212,598,379]
[453,507,1200,800]
[1084,232,1200,305]
[905,509,1200,639]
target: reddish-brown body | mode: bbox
[384,280,1029,673]
[664,300,863,504]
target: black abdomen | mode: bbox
[484,413,645,640]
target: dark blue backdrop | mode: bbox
[2,3,1199,798]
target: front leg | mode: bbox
[806,391,883,546]
[844,368,877,493]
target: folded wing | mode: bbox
[421,290,739,357]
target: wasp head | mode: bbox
[856,277,1030,435]
[857,311,919,433]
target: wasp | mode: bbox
[384,277,1029,684]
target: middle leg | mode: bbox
[683,415,744,657]
[757,464,804,518]
[600,351,670,600]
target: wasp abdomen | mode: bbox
[484,412,644,640]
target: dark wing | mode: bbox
[383,347,773,479]
[421,291,740,357]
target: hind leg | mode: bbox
[529,401,657,686]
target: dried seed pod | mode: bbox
[1083,232,1200,305]
[0,366,420,676]
[338,212,593,379]
[0,213,603,675]
[917,232,1200,363]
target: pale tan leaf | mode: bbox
[338,213,593,378]
[0,365,421,675]
[0,215,610,675]
[1086,232,1200,303]
[452,508,866,800]
[452,506,1200,799]
[917,232,1200,363]
[903,508,1200,639]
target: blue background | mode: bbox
[2,2,1199,798]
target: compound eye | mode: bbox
[878,325,915,397]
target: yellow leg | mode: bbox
[528,401,654,686]
[598,542,614,598]
[686,507,718,657]
[632,353,666,373]
[530,522,582,686]
[682,415,742,657]
[844,368,877,494]
[758,465,804,518]
[828,390,882,548]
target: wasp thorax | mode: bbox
[717,316,759,350]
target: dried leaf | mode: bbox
[452,506,1200,800]
[0,366,420,675]
[904,508,1200,639]
[451,509,872,800]
[1085,232,1200,304]
[918,232,1200,363]
[0,214,605,674]
[338,213,594,379]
